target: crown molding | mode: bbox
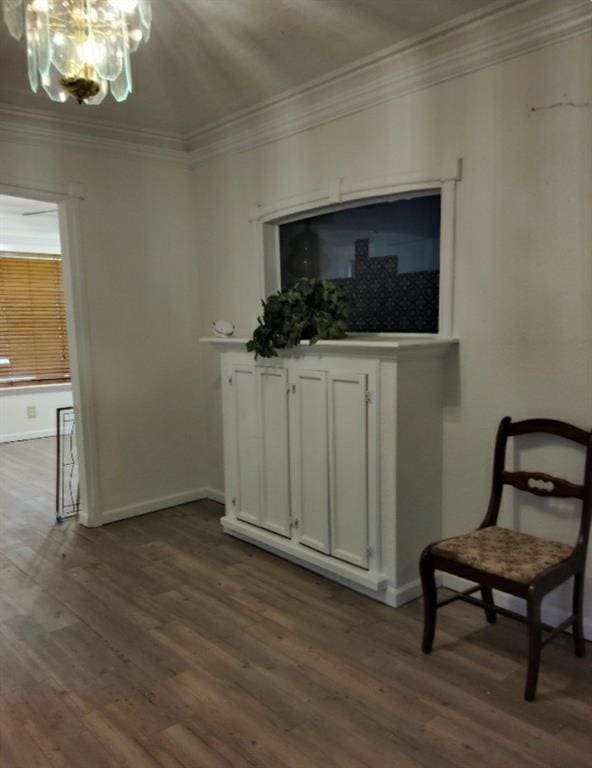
[187,0,592,168]
[0,0,589,168]
[0,104,189,166]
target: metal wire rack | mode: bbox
[56,406,80,523]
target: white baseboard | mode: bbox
[101,487,224,525]
[385,575,443,608]
[0,428,56,444]
[202,487,225,504]
[441,573,592,641]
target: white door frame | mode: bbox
[0,177,99,527]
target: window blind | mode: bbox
[0,254,70,387]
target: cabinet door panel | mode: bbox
[328,372,369,568]
[232,366,261,525]
[291,370,330,554]
[258,367,291,537]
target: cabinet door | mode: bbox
[257,366,291,537]
[290,370,330,554]
[230,365,262,526]
[328,372,369,568]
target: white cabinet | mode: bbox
[290,367,371,566]
[290,369,331,554]
[328,371,369,568]
[229,365,261,527]
[208,336,455,607]
[228,363,371,559]
[227,364,291,536]
[256,366,291,537]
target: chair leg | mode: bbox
[420,549,437,654]
[525,591,542,702]
[573,572,586,658]
[481,586,497,624]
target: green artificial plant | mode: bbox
[247,278,349,358]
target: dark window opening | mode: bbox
[279,194,441,333]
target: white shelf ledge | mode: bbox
[201,335,457,359]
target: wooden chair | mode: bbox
[420,417,592,701]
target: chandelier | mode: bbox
[2,0,151,105]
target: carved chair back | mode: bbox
[481,417,592,563]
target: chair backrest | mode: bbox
[482,417,592,558]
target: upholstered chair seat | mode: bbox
[431,527,573,584]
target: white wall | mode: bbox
[0,141,207,522]
[193,34,592,627]
[0,385,73,443]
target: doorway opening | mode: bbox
[0,187,90,530]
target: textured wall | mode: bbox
[0,386,73,443]
[193,33,592,626]
[0,143,206,520]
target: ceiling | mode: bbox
[0,0,499,139]
[0,195,60,254]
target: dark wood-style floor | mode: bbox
[1,438,591,768]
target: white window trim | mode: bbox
[251,160,461,339]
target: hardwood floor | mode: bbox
[1,438,591,767]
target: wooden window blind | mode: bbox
[0,254,70,387]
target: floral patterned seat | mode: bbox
[431,526,573,584]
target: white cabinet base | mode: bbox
[221,514,388,594]
[221,515,438,607]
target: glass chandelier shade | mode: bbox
[2,0,151,105]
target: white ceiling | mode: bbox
[0,0,499,139]
[0,195,60,254]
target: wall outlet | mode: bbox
[26,405,37,419]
